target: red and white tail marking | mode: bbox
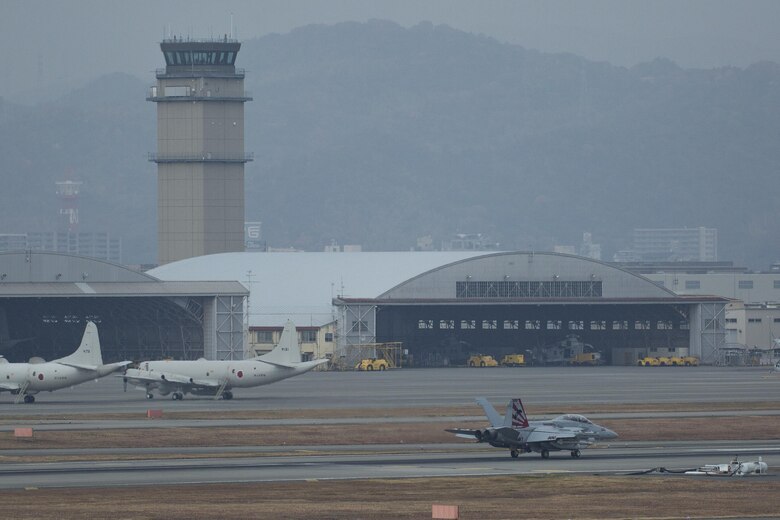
[510,398,529,428]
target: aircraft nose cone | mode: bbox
[601,428,618,439]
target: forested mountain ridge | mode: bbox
[1,20,777,267]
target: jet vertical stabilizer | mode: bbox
[510,398,530,428]
[258,320,301,366]
[55,321,103,369]
[475,397,504,428]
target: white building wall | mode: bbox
[643,273,780,304]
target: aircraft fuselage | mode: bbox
[0,361,118,394]
[130,358,320,393]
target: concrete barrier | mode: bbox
[146,409,163,419]
[14,427,34,439]
[432,504,459,519]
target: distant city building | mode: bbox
[631,227,717,262]
[442,233,499,251]
[0,234,27,252]
[612,250,642,263]
[149,36,252,265]
[579,232,601,261]
[56,181,82,233]
[324,240,362,252]
[0,232,122,263]
[0,180,122,262]
[553,233,601,260]
[414,235,435,251]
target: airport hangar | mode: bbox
[150,251,729,366]
[0,251,247,363]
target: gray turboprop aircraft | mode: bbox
[446,397,618,459]
[0,321,131,403]
[123,320,328,400]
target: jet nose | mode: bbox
[600,428,618,440]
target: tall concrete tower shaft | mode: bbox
[148,38,252,265]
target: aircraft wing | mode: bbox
[258,357,329,370]
[189,378,222,388]
[0,382,21,392]
[256,359,297,369]
[123,370,222,391]
[525,427,578,444]
[445,425,516,442]
[123,370,190,385]
[445,428,481,440]
[57,362,99,371]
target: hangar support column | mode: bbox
[688,302,726,364]
[335,302,377,366]
[203,295,246,360]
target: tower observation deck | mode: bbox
[148,37,253,265]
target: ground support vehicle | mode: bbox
[569,352,602,365]
[468,355,498,367]
[500,354,526,367]
[355,358,389,371]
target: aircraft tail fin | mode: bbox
[55,321,104,368]
[475,397,504,428]
[507,398,529,429]
[257,320,301,366]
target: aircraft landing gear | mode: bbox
[541,449,550,459]
[222,391,233,400]
[23,394,35,404]
[510,449,519,458]
[172,392,184,401]
[146,393,154,400]
[571,449,581,458]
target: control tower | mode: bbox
[148,37,252,265]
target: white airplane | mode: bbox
[0,321,131,403]
[123,320,328,400]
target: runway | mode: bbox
[0,366,777,491]
[1,441,778,489]
[2,365,778,415]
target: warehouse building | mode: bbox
[0,251,246,362]
[151,251,728,366]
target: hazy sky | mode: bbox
[2,0,779,102]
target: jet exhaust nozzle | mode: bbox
[478,429,497,443]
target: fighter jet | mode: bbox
[0,321,131,403]
[446,397,618,458]
[123,320,328,400]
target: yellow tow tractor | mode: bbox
[467,354,498,367]
[682,356,700,366]
[355,358,390,371]
[656,356,672,366]
[637,356,660,367]
[670,356,686,366]
[500,354,526,367]
[569,352,602,366]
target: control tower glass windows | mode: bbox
[163,51,237,66]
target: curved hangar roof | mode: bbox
[0,251,246,297]
[377,251,677,301]
[149,251,691,327]
[149,251,483,327]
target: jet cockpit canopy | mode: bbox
[556,414,593,424]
